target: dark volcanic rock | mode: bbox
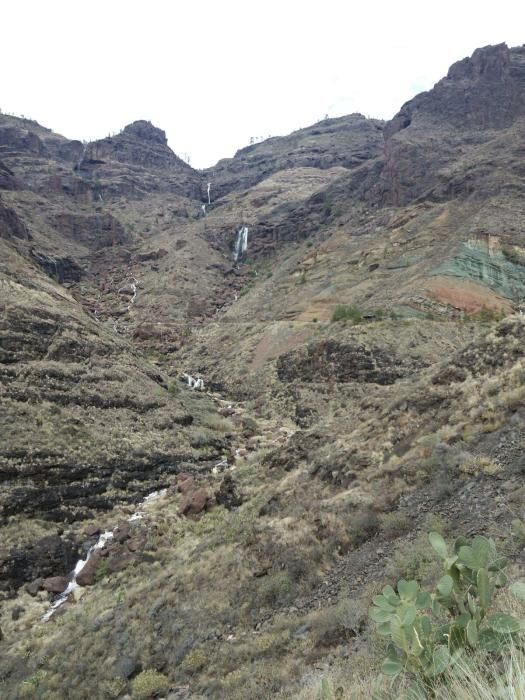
[42,575,69,593]
[0,535,79,593]
[48,212,129,250]
[381,43,525,205]
[29,249,83,282]
[0,201,31,240]
[78,120,202,199]
[0,160,19,190]
[205,114,384,200]
[215,473,242,510]
[276,340,415,385]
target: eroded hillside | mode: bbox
[0,42,524,700]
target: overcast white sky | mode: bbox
[2,1,524,168]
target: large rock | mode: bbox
[42,576,69,593]
[180,488,211,517]
[0,535,79,594]
[76,550,102,587]
[381,43,525,206]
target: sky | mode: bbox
[2,0,524,168]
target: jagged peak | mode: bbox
[120,120,168,146]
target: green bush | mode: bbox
[131,669,169,699]
[369,532,525,696]
[331,305,363,324]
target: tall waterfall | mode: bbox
[76,143,88,171]
[207,182,211,205]
[233,226,249,262]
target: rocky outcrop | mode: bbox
[85,121,188,171]
[205,114,384,200]
[0,535,78,594]
[0,160,19,190]
[381,43,525,206]
[29,250,83,283]
[0,201,31,240]
[276,340,420,385]
[77,120,202,200]
[48,212,130,250]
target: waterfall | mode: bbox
[207,182,211,205]
[233,226,249,263]
[42,490,167,621]
[182,372,204,390]
[76,143,88,171]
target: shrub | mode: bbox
[380,511,413,539]
[258,571,295,607]
[369,531,525,696]
[181,647,208,673]
[349,509,380,546]
[331,305,363,324]
[131,669,169,699]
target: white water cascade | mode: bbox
[42,489,167,622]
[233,226,249,262]
[207,182,211,205]
[76,143,88,171]
[182,372,204,390]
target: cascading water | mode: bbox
[207,182,211,205]
[76,143,88,171]
[182,372,204,390]
[233,226,249,263]
[42,489,167,622]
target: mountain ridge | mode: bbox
[0,41,524,699]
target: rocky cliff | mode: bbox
[1,43,525,700]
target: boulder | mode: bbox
[76,550,102,587]
[178,476,196,495]
[84,524,101,538]
[113,521,131,543]
[215,474,242,510]
[180,488,211,517]
[42,576,69,593]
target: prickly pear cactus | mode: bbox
[369,532,524,693]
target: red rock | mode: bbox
[42,576,69,593]
[76,550,102,587]
[178,476,195,495]
[180,488,210,517]
[126,537,146,553]
[84,524,101,537]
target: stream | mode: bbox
[42,489,167,622]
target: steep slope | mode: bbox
[0,43,525,700]
[204,114,384,200]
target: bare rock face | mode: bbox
[48,212,130,251]
[86,121,179,170]
[79,120,202,199]
[0,535,79,594]
[381,43,525,206]
[0,160,19,190]
[0,201,31,240]
[276,340,421,385]
[205,114,384,200]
